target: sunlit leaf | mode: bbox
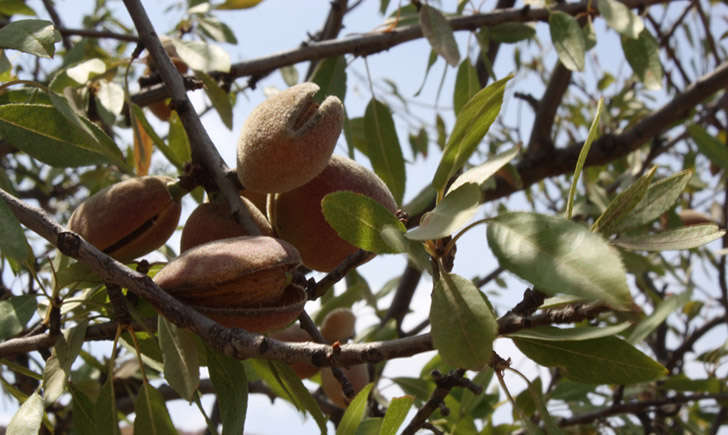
[566,99,602,219]
[419,4,460,66]
[196,71,233,129]
[96,80,124,115]
[7,391,43,435]
[447,146,520,194]
[216,0,263,9]
[549,11,585,71]
[405,183,481,240]
[378,396,414,435]
[622,29,662,90]
[132,116,153,176]
[598,0,644,39]
[158,316,200,401]
[364,98,406,204]
[0,19,59,58]
[506,323,631,341]
[613,224,725,251]
[169,38,231,73]
[337,383,374,435]
[66,58,105,83]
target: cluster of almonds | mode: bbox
[68,83,394,404]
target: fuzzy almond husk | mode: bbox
[321,364,370,408]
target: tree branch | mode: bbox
[526,62,571,154]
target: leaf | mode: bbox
[280,65,299,86]
[207,349,247,435]
[337,383,374,435]
[487,212,632,309]
[7,391,44,435]
[627,291,692,344]
[432,75,511,191]
[405,183,481,240]
[688,124,728,171]
[612,169,693,232]
[133,383,177,435]
[0,295,36,340]
[197,16,238,44]
[158,316,200,401]
[0,19,59,58]
[70,386,96,435]
[167,111,192,169]
[196,71,233,129]
[322,191,406,253]
[96,80,124,115]
[66,58,106,83]
[95,376,119,435]
[621,29,662,90]
[613,224,725,251]
[430,273,497,370]
[364,98,406,204]
[169,38,231,73]
[447,146,520,194]
[506,323,631,341]
[419,4,460,66]
[268,360,328,434]
[488,22,536,43]
[453,59,480,116]
[391,377,434,405]
[0,103,127,168]
[43,321,87,404]
[379,395,414,435]
[0,196,31,264]
[130,103,184,170]
[549,12,585,71]
[380,226,432,273]
[598,0,644,39]
[591,167,655,234]
[0,1,36,16]
[566,98,602,219]
[216,0,263,9]
[310,56,347,103]
[132,117,153,176]
[513,336,667,384]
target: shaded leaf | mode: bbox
[364,98,406,204]
[453,59,480,116]
[514,336,667,384]
[430,273,497,370]
[130,104,183,170]
[409,127,429,158]
[198,16,238,43]
[379,395,414,435]
[622,29,662,90]
[487,212,632,309]
[627,291,692,344]
[280,65,299,86]
[0,295,35,340]
[196,71,233,129]
[598,0,644,39]
[158,316,200,401]
[566,98,602,219]
[419,4,460,66]
[592,167,655,234]
[0,196,31,264]
[549,12,585,71]
[95,376,119,435]
[506,323,631,341]
[0,19,59,58]
[391,377,434,405]
[447,145,520,194]
[322,191,406,253]
[310,56,347,103]
[613,224,725,251]
[688,124,728,171]
[43,321,87,404]
[133,383,177,435]
[70,385,96,435]
[488,23,536,43]
[432,76,511,191]
[7,391,43,435]
[406,183,481,240]
[338,383,374,435]
[208,348,247,435]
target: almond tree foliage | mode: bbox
[0,0,726,433]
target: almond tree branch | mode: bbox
[526,62,571,155]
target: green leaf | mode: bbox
[48,90,104,154]
[419,4,460,66]
[380,226,432,273]
[613,224,725,251]
[337,383,374,435]
[96,80,125,115]
[506,323,631,341]
[0,196,31,264]
[322,191,406,253]
[598,0,644,39]
[405,183,481,240]
[566,98,602,219]
[487,212,632,309]
[310,56,347,103]
[363,98,406,204]
[167,111,192,168]
[197,16,238,43]
[133,383,177,435]
[66,58,106,83]
[0,103,127,168]
[621,29,662,90]
[391,377,434,405]
[433,75,511,191]
[627,291,692,344]
[95,376,119,435]
[43,321,87,404]
[549,11,585,71]
[612,169,693,232]
[0,295,36,340]
[196,71,233,129]
[268,361,328,434]
[688,124,728,171]
[158,316,200,401]
[70,386,96,435]
[430,273,497,370]
[169,38,231,73]
[130,103,184,170]
[453,60,480,116]
[0,19,59,58]
[379,395,414,435]
[488,23,536,43]
[513,336,667,384]
[280,65,299,86]
[447,146,520,195]
[592,167,655,234]
[0,1,36,16]
[7,391,44,435]
[208,348,248,435]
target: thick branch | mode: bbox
[526,62,572,154]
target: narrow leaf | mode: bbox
[447,146,520,195]
[7,391,44,435]
[622,29,662,90]
[0,19,59,57]
[433,75,511,191]
[487,212,632,309]
[158,316,200,401]
[207,349,247,435]
[310,56,347,103]
[132,117,153,176]
[430,273,497,370]
[95,375,119,435]
[514,336,667,384]
[598,0,644,39]
[133,383,177,435]
[167,111,192,169]
[196,71,233,129]
[0,295,36,340]
[269,361,328,434]
[592,167,655,234]
[43,321,87,403]
[549,11,586,71]
[322,191,406,253]
[379,396,414,435]
[337,383,374,435]
[130,103,183,170]
[688,124,728,171]
[506,323,631,341]
[419,4,460,66]
[70,386,96,435]
[488,23,536,43]
[363,98,406,204]
[613,224,725,251]
[0,197,31,264]
[566,98,602,219]
[453,59,480,116]
[405,183,481,241]
[628,291,692,344]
